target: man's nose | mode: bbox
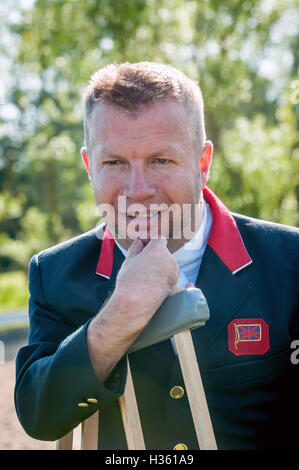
[122,167,156,202]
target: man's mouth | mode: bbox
[126,211,160,219]
[122,211,163,229]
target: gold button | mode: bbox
[173,443,188,450]
[87,398,98,404]
[170,386,184,399]
[77,402,89,407]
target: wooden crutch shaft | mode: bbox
[56,430,73,450]
[174,329,217,450]
[81,411,99,449]
[118,357,146,450]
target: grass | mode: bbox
[0,271,28,314]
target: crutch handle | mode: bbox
[128,288,209,353]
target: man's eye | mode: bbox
[152,158,171,165]
[103,160,122,166]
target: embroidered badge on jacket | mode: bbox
[227,318,270,356]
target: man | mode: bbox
[15,62,299,450]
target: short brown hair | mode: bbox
[83,62,206,154]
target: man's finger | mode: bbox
[127,238,145,258]
[144,237,168,250]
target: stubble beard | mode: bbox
[96,173,203,252]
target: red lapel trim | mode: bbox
[96,187,252,278]
[95,226,115,278]
[203,187,252,274]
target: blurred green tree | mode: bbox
[0,0,298,273]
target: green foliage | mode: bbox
[0,271,28,312]
[0,0,298,277]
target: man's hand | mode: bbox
[114,238,180,327]
[87,238,180,382]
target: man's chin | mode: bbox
[116,233,164,249]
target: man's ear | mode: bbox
[81,147,91,179]
[199,140,213,188]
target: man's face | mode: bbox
[82,100,212,252]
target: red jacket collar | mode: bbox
[95,226,115,278]
[96,187,252,278]
[203,187,252,274]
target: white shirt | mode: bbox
[173,200,213,287]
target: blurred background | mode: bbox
[0,0,298,449]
